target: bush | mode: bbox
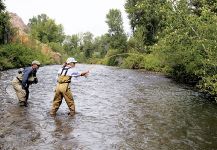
[48,42,65,54]
[121,54,144,69]
[103,49,127,66]
[198,75,217,99]
[142,53,165,72]
[0,43,50,70]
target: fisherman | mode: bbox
[50,57,89,116]
[11,60,40,107]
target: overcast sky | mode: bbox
[4,0,131,37]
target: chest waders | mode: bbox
[11,69,36,106]
[50,67,75,116]
[57,67,72,91]
[16,69,37,101]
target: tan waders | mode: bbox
[11,61,40,107]
[50,75,75,116]
[11,78,28,106]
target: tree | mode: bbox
[93,34,110,57]
[28,14,65,44]
[106,9,127,52]
[81,32,94,58]
[125,0,170,46]
[63,34,80,54]
[0,0,5,12]
[0,0,14,44]
[189,0,217,15]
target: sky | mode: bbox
[4,0,131,37]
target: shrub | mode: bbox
[198,75,217,99]
[121,54,144,69]
[0,43,50,70]
[103,49,127,66]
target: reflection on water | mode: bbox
[0,64,217,150]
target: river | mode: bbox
[0,64,217,150]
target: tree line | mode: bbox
[1,0,217,100]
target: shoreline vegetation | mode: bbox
[1,0,217,101]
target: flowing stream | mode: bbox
[0,64,217,150]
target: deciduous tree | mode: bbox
[106,9,127,52]
[28,14,65,44]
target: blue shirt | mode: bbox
[22,67,37,88]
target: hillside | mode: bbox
[9,12,62,64]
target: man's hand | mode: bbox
[33,77,38,84]
[81,71,89,77]
[22,84,27,90]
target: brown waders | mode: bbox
[50,74,75,116]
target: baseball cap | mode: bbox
[66,57,77,64]
[32,60,41,66]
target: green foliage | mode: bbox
[0,0,6,12]
[59,9,128,64]
[128,28,147,53]
[28,14,65,44]
[190,0,217,15]
[0,43,50,70]
[125,0,171,46]
[120,52,164,71]
[106,9,125,35]
[63,34,79,54]
[81,32,94,58]
[121,54,144,69]
[0,0,14,44]
[93,34,110,58]
[73,52,86,63]
[142,53,165,72]
[198,75,217,98]
[103,49,126,66]
[106,9,127,51]
[123,0,217,98]
[48,42,65,54]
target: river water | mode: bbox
[0,64,217,150]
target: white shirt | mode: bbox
[57,66,80,77]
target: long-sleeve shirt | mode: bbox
[22,67,37,88]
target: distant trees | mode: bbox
[106,9,127,52]
[0,0,14,44]
[63,34,79,54]
[28,14,65,44]
[81,32,94,58]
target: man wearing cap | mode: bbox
[11,60,40,107]
[50,57,89,116]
